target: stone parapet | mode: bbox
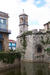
[32,29,38,33]
[39,29,46,33]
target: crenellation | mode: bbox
[39,29,46,33]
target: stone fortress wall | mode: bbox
[16,12,50,62]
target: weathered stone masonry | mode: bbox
[16,12,50,62]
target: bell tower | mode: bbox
[19,10,28,35]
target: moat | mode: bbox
[0,62,50,75]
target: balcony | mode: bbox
[0,28,11,34]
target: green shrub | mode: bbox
[45,48,50,53]
[21,33,27,50]
[0,52,21,64]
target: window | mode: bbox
[0,34,3,38]
[0,18,7,29]
[20,18,23,23]
[0,42,2,50]
[12,43,16,47]
[0,18,6,24]
[9,42,12,46]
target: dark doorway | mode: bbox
[36,44,42,53]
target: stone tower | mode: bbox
[19,11,28,35]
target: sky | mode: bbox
[0,0,50,40]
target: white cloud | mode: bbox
[35,0,41,4]
[45,0,50,7]
[0,0,50,40]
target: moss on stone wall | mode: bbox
[45,48,50,52]
[21,33,27,50]
[41,36,50,45]
[21,31,32,50]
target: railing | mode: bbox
[0,28,11,34]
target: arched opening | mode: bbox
[36,44,43,53]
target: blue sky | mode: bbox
[34,0,46,7]
[21,0,46,7]
[21,0,27,2]
[0,0,50,40]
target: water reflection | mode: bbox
[0,65,21,75]
[0,62,50,75]
[21,62,50,75]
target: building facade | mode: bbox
[0,11,11,51]
[9,40,16,50]
[17,12,50,62]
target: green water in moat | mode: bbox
[0,62,50,75]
